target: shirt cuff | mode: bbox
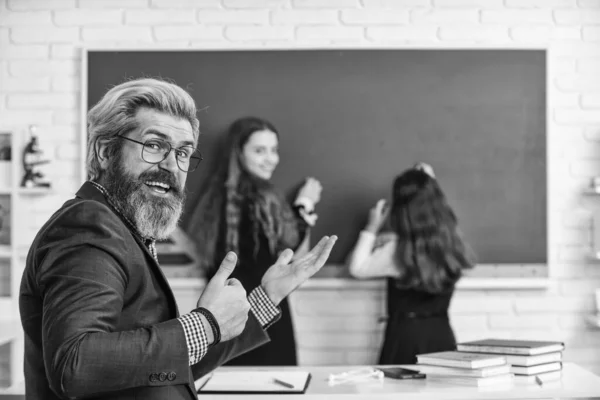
[177,313,210,366]
[248,286,282,330]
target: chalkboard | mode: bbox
[86,49,547,266]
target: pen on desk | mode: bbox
[273,378,294,389]
[535,375,543,386]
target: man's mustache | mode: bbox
[139,171,181,195]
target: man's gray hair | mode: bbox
[86,78,200,180]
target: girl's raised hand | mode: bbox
[366,199,389,233]
[296,177,323,205]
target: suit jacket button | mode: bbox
[167,372,177,381]
[149,373,158,382]
[158,372,167,382]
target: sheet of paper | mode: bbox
[197,370,310,393]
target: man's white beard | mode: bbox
[101,154,186,240]
[129,189,182,240]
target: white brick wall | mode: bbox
[1,0,600,376]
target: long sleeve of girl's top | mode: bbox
[347,230,401,279]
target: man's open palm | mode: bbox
[261,235,337,305]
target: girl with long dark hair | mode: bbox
[187,116,322,365]
[347,163,475,364]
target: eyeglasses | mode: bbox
[118,135,203,173]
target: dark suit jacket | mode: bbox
[19,182,270,400]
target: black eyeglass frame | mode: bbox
[118,135,203,173]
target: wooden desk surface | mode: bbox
[196,363,600,400]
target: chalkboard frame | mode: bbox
[80,46,550,280]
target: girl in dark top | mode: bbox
[187,116,322,366]
[347,163,475,364]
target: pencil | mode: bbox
[535,375,543,386]
[273,378,294,389]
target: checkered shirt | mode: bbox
[178,286,281,365]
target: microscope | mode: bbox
[21,125,51,189]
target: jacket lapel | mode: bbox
[76,182,182,318]
[133,234,181,318]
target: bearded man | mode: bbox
[19,78,337,400]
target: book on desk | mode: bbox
[416,351,507,369]
[455,338,565,383]
[500,351,562,367]
[510,362,562,376]
[415,351,514,387]
[196,370,311,394]
[412,363,510,378]
[456,339,564,356]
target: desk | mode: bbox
[1,363,598,399]
[197,363,600,400]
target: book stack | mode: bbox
[456,339,565,384]
[414,351,514,387]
